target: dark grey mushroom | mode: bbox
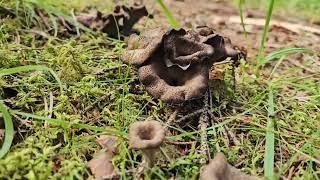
[122,26,246,104]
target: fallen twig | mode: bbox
[94,65,128,76]
[216,16,320,35]
[175,108,206,124]
[198,91,210,163]
[81,94,111,116]
[166,140,195,145]
[166,110,178,127]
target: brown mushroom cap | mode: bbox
[200,152,258,180]
[122,28,165,65]
[128,120,165,150]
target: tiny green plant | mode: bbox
[0,65,63,158]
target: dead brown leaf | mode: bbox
[200,152,259,180]
[88,135,118,179]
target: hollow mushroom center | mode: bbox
[175,38,204,57]
[151,57,190,87]
[137,126,156,140]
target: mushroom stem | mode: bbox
[142,149,157,168]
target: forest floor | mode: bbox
[0,0,319,179]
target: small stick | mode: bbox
[166,141,195,145]
[213,59,233,66]
[48,92,54,119]
[166,109,178,127]
[221,16,320,35]
[43,96,48,128]
[225,127,241,146]
[175,108,206,124]
[81,94,111,115]
[198,91,210,164]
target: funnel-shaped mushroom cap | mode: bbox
[122,28,166,65]
[200,153,258,180]
[122,26,246,103]
[129,120,165,149]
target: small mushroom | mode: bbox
[200,152,258,180]
[128,120,165,168]
[122,26,246,103]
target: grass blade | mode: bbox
[11,110,126,138]
[0,65,63,92]
[264,89,275,179]
[264,48,313,64]
[155,0,180,29]
[0,102,14,159]
[238,0,248,39]
[256,0,275,71]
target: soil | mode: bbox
[148,0,320,59]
